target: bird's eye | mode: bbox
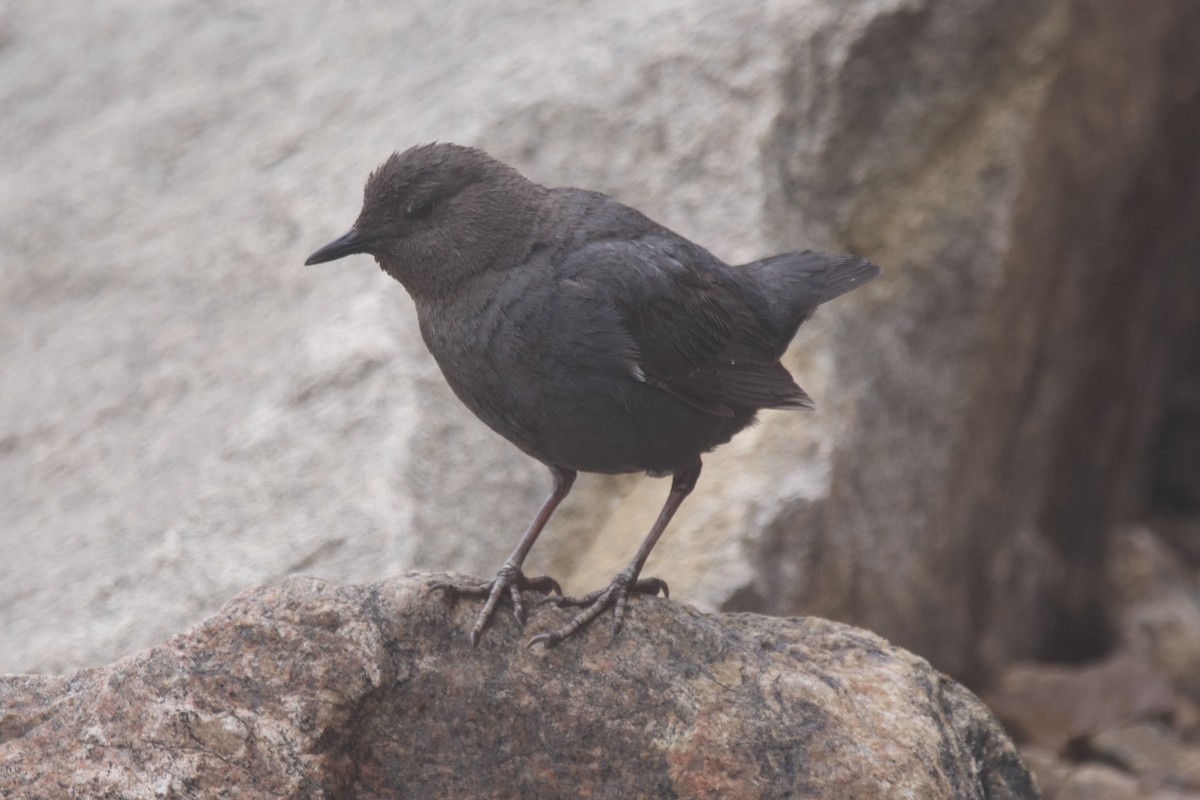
[406,199,435,220]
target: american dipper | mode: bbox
[306,143,880,647]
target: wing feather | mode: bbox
[558,235,811,417]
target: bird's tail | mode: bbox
[739,250,881,341]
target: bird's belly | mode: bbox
[439,357,752,475]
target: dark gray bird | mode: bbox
[306,143,880,647]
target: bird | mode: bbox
[305,143,880,647]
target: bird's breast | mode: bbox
[417,283,558,442]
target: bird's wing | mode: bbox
[556,235,811,417]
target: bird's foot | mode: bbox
[528,570,668,648]
[430,562,562,646]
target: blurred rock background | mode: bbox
[2,0,1199,794]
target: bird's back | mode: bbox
[539,189,879,411]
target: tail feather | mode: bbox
[738,250,880,347]
[812,254,883,303]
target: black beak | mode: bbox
[305,228,369,265]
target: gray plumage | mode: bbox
[306,143,880,646]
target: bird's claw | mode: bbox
[528,573,668,648]
[430,564,562,645]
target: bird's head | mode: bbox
[305,143,542,299]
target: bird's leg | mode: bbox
[529,459,701,648]
[431,466,575,645]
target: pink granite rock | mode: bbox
[0,574,1037,799]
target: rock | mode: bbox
[1107,525,1200,698]
[1052,764,1140,800]
[0,574,1038,799]
[982,654,1176,752]
[3,0,1200,684]
[1021,743,1200,800]
[1019,746,1072,799]
[1154,518,1200,567]
[1086,722,1200,791]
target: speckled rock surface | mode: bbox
[0,574,1037,799]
